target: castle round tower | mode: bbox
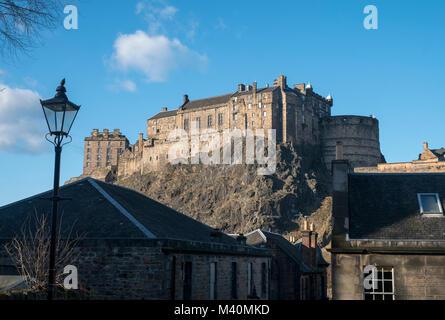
[320,115,383,169]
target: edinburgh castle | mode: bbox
[82,74,384,178]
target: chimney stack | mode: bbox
[253,82,257,93]
[162,107,168,112]
[332,160,350,248]
[238,84,245,92]
[265,83,269,88]
[183,94,189,104]
[278,75,287,88]
[113,129,120,135]
[423,142,429,152]
[92,129,99,136]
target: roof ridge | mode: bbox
[87,178,157,239]
[90,178,226,239]
[187,92,234,103]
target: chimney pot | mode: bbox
[183,94,189,104]
[162,107,168,112]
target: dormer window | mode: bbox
[418,193,443,215]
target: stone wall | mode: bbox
[354,159,445,173]
[0,239,270,300]
[332,252,445,300]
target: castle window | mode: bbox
[207,115,213,127]
[86,162,90,167]
[263,111,267,117]
[302,115,305,124]
[108,141,111,146]
[98,142,101,147]
[86,155,90,160]
[218,113,223,126]
[195,117,201,129]
[96,162,100,167]
[257,93,262,101]
[120,148,123,154]
[252,113,255,118]
[418,193,443,215]
[233,105,237,112]
[248,104,251,109]
[233,113,238,121]
[97,155,101,161]
[184,119,189,131]
[258,102,262,109]
[87,148,90,153]
[87,141,90,146]
[247,95,252,100]
[252,121,255,126]
[107,148,111,153]
[97,148,101,153]
[106,162,111,166]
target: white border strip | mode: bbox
[88,179,156,239]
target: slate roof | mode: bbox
[148,109,178,120]
[0,178,238,245]
[431,148,445,159]
[348,173,445,240]
[245,229,327,272]
[147,86,279,120]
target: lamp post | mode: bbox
[40,79,80,300]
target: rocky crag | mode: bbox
[76,144,333,246]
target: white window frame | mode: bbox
[417,193,443,216]
[363,266,395,300]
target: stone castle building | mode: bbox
[83,75,384,177]
[83,129,129,175]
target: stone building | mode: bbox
[83,129,130,175]
[355,142,445,173]
[245,227,328,300]
[0,178,270,300]
[82,74,384,176]
[330,160,445,300]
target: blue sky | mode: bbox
[0,0,444,206]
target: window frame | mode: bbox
[417,193,443,216]
[363,266,395,300]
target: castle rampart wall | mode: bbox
[320,116,381,169]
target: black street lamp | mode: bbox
[40,79,80,300]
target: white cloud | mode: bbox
[0,84,47,153]
[111,31,207,82]
[136,0,178,35]
[108,79,137,92]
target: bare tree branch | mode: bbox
[4,210,85,292]
[0,0,64,57]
